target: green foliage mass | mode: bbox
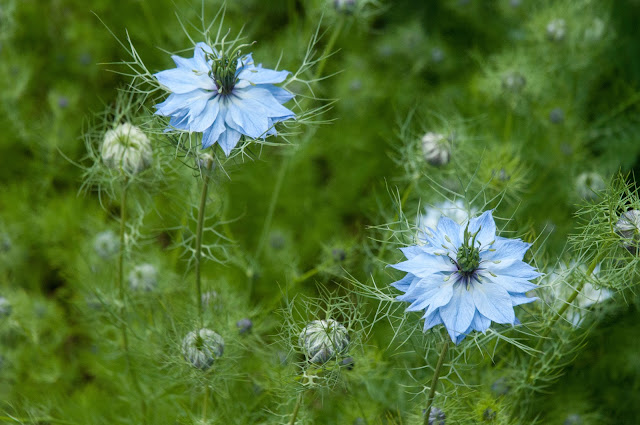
[1,0,640,424]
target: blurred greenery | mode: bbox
[1,0,640,424]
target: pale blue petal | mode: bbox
[402,278,453,311]
[470,310,491,332]
[155,90,213,117]
[472,282,515,324]
[225,95,270,139]
[485,259,542,280]
[390,253,454,277]
[400,246,424,260]
[217,127,242,156]
[509,293,538,306]
[193,42,213,67]
[424,281,455,316]
[155,68,214,93]
[390,273,417,293]
[435,217,463,248]
[234,87,296,120]
[483,273,538,293]
[258,85,295,104]
[481,237,532,262]
[422,310,443,332]
[238,65,290,85]
[202,108,227,149]
[188,98,220,133]
[440,283,476,344]
[467,210,497,247]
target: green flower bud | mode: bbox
[299,319,349,364]
[101,123,152,175]
[181,328,224,371]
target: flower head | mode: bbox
[154,42,295,156]
[391,210,541,344]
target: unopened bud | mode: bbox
[93,230,119,260]
[422,407,446,425]
[549,108,564,124]
[421,132,451,166]
[333,0,356,13]
[101,123,152,175]
[128,263,158,291]
[299,319,349,364]
[546,19,566,42]
[575,172,604,200]
[181,328,224,370]
[0,297,11,317]
[502,71,526,92]
[236,318,253,334]
[615,210,640,254]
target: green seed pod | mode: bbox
[299,319,349,364]
[101,123,152,175]
[181,328,224,371]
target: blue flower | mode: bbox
[154,42,295,156]
[391,210,541,344]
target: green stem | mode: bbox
[423,342,450,425]
[195,159,214,327]
[117,181,148,424]
[289,392,303,425]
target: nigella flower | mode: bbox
[391,210,541,344]
[154,42,295,156]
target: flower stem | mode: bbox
[195,159,214,327]
[423,341,450,425]
[117,181,148,425]
[289,392,303,425]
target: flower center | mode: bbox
[456,224,481,277]
[208,51,240,95]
